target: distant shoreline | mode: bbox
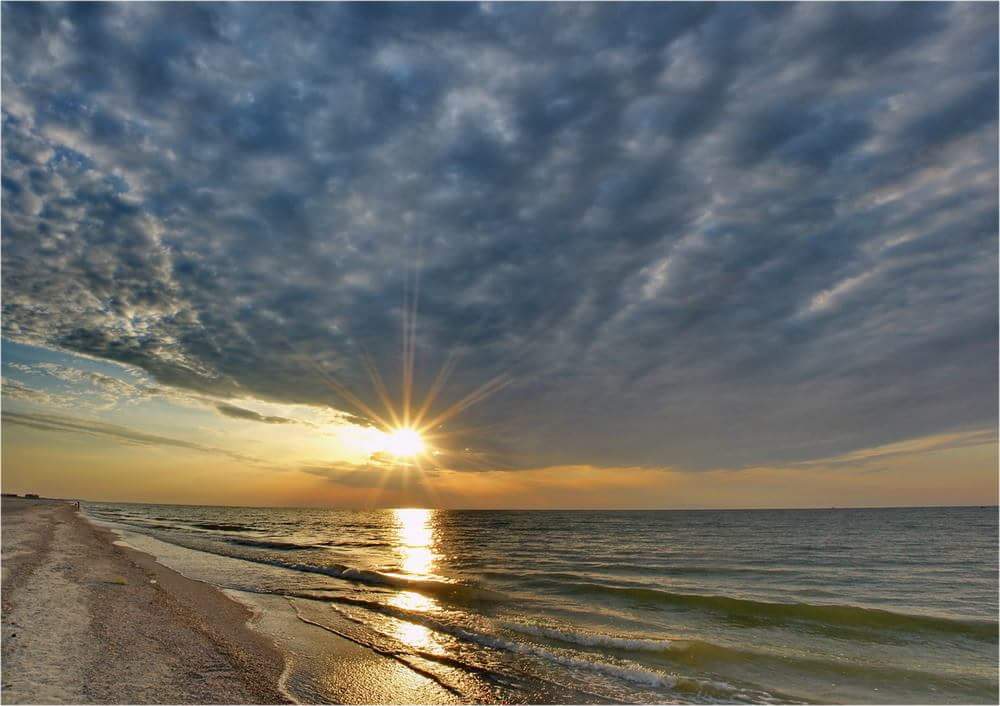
[0,497,288,704]
[25,496,1000,513]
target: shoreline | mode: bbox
[1,497,290,704]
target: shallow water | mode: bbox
[84,504,999,704]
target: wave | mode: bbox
[287,592,675,688]
[286,592,778,701]
[121,530,503,604]
[285,598,559,694]
[503,622,673,652]
[225,537,321,551]
[499,624,995,695]
[191,522,256,532]
[93,516,498,608]
[484,616,978,703]
[562,583,998,639]
[269,563,503,603]
[81,512,490,602]
[320,540,390,549]
[509,562,811,579]
[285,600,465,697]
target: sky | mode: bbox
[2,2,997,509]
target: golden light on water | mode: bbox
[394,507,436,577]
[390,589,436,613]
[393,618,436,650]
[387,510,441,649]
[388,590,438,649]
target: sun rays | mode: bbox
[285,255,515,506]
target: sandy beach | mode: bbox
[1,497,288,704]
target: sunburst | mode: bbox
[381,427,425,458]
[294,258,513,504]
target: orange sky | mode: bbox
[4,403,995,509]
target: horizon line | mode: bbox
[8,495,997,513]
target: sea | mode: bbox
[82,504,998,705]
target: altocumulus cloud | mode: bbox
[2,3,996,471]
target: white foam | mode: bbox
[379,610,674,687]
[351,605,753,696]
[453,624,674,687]
[318,596,674,688]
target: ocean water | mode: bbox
[83,504,998,704]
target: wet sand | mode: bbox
[1,497,288,704]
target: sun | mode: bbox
[382,428,426,458]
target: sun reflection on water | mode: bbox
[390,589,437,613]
[390,509,441,650]
[388,590,439,650]
[394,507,436,577]
[393,619,436,650]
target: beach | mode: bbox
[0,497,287,704]
[2,500,997,704]
[72,503,1000,704]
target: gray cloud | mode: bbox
[789,428,998,472]
[2,2,996,471]
[215,402,293,425]
[1,410,262,464]
[301,461,440,495]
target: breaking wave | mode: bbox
[558,583,998,639]
[287,591,780,701]
[503,622,673,652]
[190,522,256,532]
[225,537,322,551]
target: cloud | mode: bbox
[301,461,440,495]
[2,359,160,410]
[1,377,67,407]
[1,410,261,464]
[1,3,996,471]
[787,428,999,471]
[215,402,293,425]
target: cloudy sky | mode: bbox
[2,2,997,508]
